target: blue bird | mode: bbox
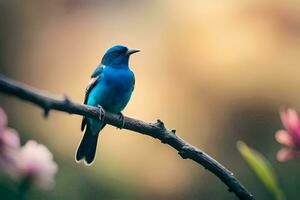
[76,45,139,165]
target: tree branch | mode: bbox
[0,75,254,200]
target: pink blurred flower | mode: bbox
[0,107,7,129]
[0,107,58,191]
[275,108,300,162]
[0,108,20,171]
[14,140,58,190]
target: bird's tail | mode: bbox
[76,127,99,165]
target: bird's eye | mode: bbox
[115,51,124,56]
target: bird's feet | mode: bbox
[117,112,125,129]
[97,105,106,122]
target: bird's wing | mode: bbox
[132,72,135,91]
[91,66,104,78]
[81,66,104,131]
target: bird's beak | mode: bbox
[127,48,140,55]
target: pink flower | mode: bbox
[0,107,58,190]
[0,108,20,171]
[0,107,7,129]
[275,108,300,162]
[14,140,58,190]
[0,108,20,149]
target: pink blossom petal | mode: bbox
[281,108,300,125]
[2,128,20,149]
[0,108,20,174]
[277,148,300,162]
[15,140,58,190]
[280,108,300,146]
[0,108,7,131]
[275,130,294,147]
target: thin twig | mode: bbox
[0,75,255,200]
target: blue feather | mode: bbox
[76,45,139,165]
[91,66,104,78]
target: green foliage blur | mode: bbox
[238,141,285,200]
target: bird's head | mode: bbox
[101,45,140,68]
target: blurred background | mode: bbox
[1,0,300,199]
